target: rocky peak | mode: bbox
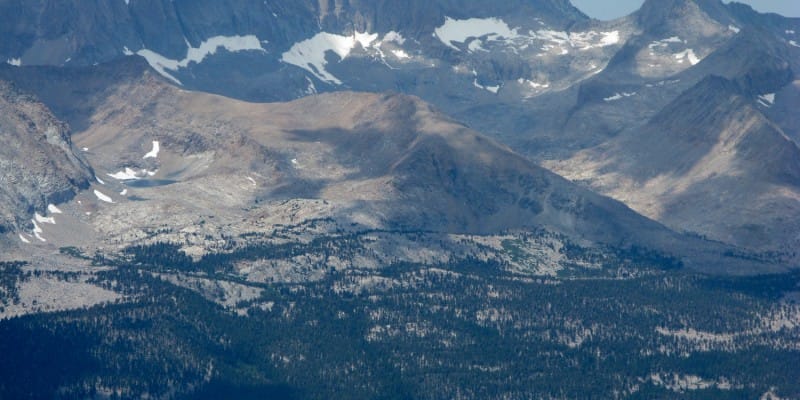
[0,79,93,233]
[635,0,732,36]
[681,27,795,95]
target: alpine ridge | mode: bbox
[1,2,800,399]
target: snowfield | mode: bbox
[281,31,378,84]
[130,35,266,85]
[435,17,520,50]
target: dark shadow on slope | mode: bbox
[0,57,154,133]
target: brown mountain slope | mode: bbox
[0,59,770,274]
[68,63,672,243]
[550,75,800,253]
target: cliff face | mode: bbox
[0,80,92,233]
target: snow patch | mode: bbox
[94,190,114,203]
[432,18,618,56]
[132,35,266,85]
[473,79,500,93]
[47,204,63,214]
[31,220,46,242]
[527,80,550,89]
[34,213,55,225]
[281,31,378,84]
[96,176,105,185]
[383,31,405,45]
[435,17,519,51]
[786,30,795,35]
[120,189,128,196]
[6,58,21,67]
[81,147,89,152]
[674,49,700,65]
[19,234,30,244]
[599,31,620,46]
[790,40,800,48]
[648,36,683,50]
[758,93,776,107]
[143,140,160,159]
[391,49,410,59]
[468,40,486,52]
[107,167,156,180]
[534,29,619,52]
[728,25,740,33]
[604,92,636,102]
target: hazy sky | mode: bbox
[570,0,800,20]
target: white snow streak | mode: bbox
[34,213,55,225]
[31,220,46,242]
[94,190,114,203]
[6,58,21,67]
[604,92,636,102]
[47,204,63,214]
[143,141,160,159]
[19,234,30,244]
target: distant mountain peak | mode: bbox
[636,0,734,35]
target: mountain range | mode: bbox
[0,1,799,398]
[1,0,798,260]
